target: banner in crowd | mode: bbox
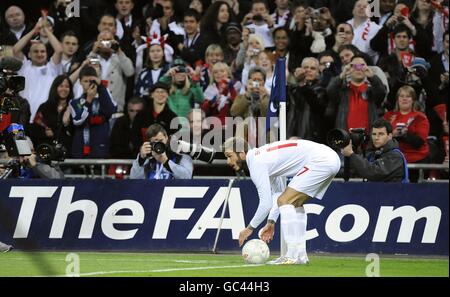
[0,180,448,255]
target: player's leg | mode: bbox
[277,188,310,263]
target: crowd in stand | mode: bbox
[0,0,448,180]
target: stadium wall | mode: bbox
[0,180,448,255]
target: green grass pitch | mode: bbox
[0,252,447,277]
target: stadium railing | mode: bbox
[1,159,448,182]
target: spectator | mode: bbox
[338,44,389,94]
[199,44,225,89]
[371,0,396,26]
[230,66,269,147]
[384,85,430,182]
[130,123,193,179]
[149,0,184,45]
[80,14,117,61]
[347,0,382,64]
[30,75,74,158]
[429,30,449,163]
[134,35,171,97]
[327,54,386,136]
[201,1,236,45]
[189,0,205,15]
[176,9,207,67]
[306,7,336,55]
[1,6,32,46]
[342,118,408,182]
[48,0,82,39]
[87,30,135,113]
[329,23,355,69]
[110,96,145,159]
[131,82,178,156]
[377,25,442,114]
[78,0,109,45]
[288,57,330,144]
[114,0,136,41]
[222,22,243,68]
[370,3,422,60]
[253,50,274,94]
[13,18,63,122]
[318,52,341,87]
[114,0,140,61]
[271,0,292,28]
[159,57,204,118]
[411,0,448,59]
[241,0,275,48]
[60,31,80,74]
[70,66,117,158]
[202,62,241,125]
[235,33,265,89]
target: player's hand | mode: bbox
[259,222,275,243]
[239,228,253,247]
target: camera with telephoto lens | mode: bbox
[172,140,216,163]
[36,141,67,164]
[327,128,368,149]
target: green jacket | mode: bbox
[159,76,204,118]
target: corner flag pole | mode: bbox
[279,60,287,258]
[212,178,235,253]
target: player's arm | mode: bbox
[249,166,273,229]
[238,163,272,246]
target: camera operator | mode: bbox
[0,140,64,179]
[130,123,193,180]
[0,56,31,128]
[341,118,407,182]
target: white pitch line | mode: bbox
[34,264,263,277]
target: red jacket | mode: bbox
[384,111,430,163]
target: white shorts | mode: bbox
[287,151,341,200]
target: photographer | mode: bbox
[130,123,193,180]
[341,118,407,182]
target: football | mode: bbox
[242,239,270,264]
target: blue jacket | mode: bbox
[70,85,117,158]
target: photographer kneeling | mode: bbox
[130,124,193,180]
[340,118,408,182]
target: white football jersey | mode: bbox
[246,140,339,228]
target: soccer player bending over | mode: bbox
[223,137,341,265]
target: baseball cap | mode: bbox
[225,22,242,34]
[149,82,170,94]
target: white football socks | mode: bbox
[279,204,301,259]
[296,206,307,258]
